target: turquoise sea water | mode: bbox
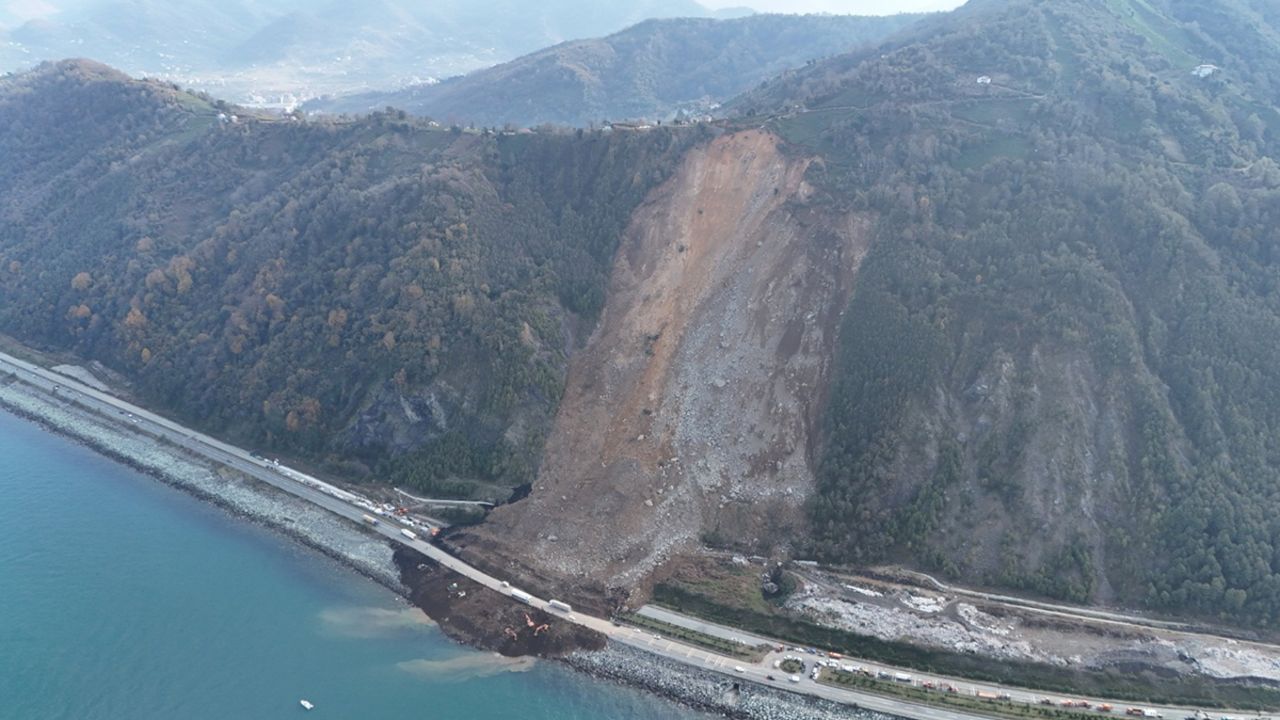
[0,410,705,720]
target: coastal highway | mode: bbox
[0,350,1271,720]
[637,604,778,646]
[632,606,1279,720]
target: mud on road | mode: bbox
[394,546,606,657]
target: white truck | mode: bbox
[547,599,573,613]
[400,528,417,541]
[510,589,534,605]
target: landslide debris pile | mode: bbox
[463,128,866,592]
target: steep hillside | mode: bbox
[307,13,924,127]
[8,0,1280,635]
[0,60,704,498]
[728,0,1280,626]
[463,129,866,594]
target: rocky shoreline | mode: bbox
[0,377,403,591]
[0,374,889,720]
[566,643,886,720]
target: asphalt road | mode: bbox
[0,350,1272,720]
[637,604,778,647]
[644,603,1270,720]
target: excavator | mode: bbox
[522,612,551,636]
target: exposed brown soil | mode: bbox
[462,128,868,600]
[394,546,605,657]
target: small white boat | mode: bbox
[300,699,315,710]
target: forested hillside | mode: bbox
[8,0,1280,633]
[733,0,1280,626]
[307,13,923,127]
[0,59,703,499]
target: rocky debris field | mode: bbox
[471,128,867,596]
[788,570,1280,684]
[394,547,605,657]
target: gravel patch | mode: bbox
[787,590,1043,664]
[50,364,110,392]
[790,573,1280,682]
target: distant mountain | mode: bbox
[307,13,924,127]
[0,0,717,105]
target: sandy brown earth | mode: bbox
[394,547,605,657]
[461,129,867,600]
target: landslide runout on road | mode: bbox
[464,129,867,594]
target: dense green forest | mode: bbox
[0,60,704,498]
[308,13,924,127]
[743,0,1280,626]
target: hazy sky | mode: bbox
[0,0,969,25]
[705,0,964,13]
[5,0,59,22]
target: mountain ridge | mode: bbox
[0,0,721,104]
[306,13,926,127]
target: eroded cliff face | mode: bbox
[463,129,867,593]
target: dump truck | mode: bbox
[361,514,379,525]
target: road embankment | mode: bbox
[566,642,889,720]
[0,375,402,590]
[394,547,606,657]
[0,368,886,720]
